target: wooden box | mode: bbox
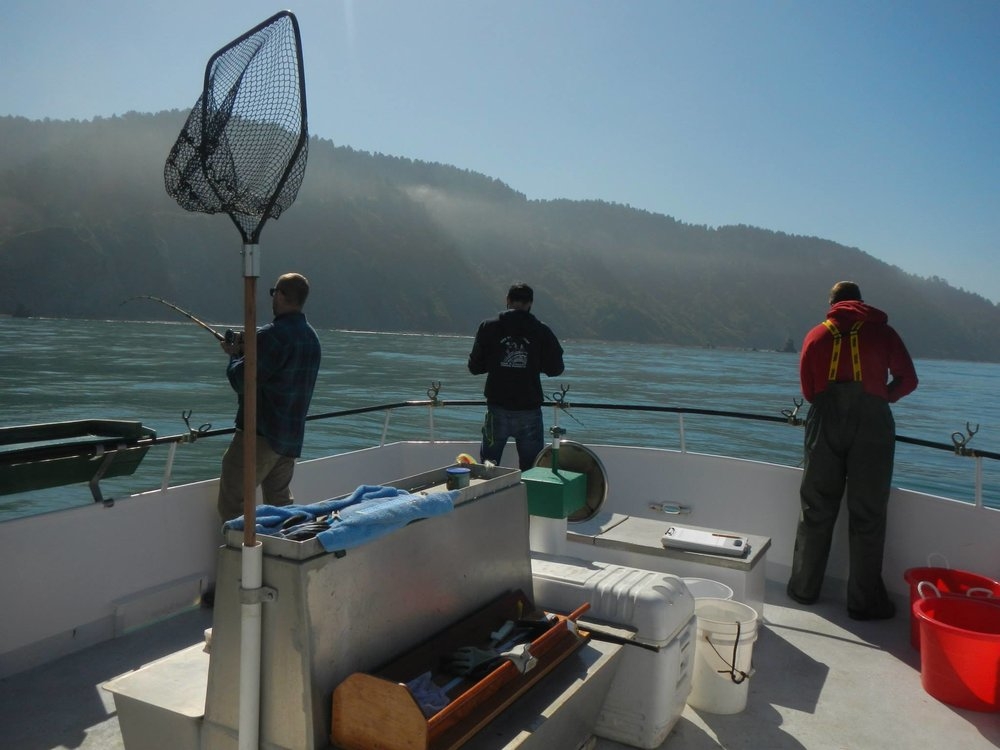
[331,590,589,750]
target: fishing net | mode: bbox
[164,11,309,244]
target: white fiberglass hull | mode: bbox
[2,440,997,680]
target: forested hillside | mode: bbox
[2,112,998,361]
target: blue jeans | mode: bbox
[480,405,545,471]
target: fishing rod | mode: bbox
[120,295,227,342]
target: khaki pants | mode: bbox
[217,429,296,522]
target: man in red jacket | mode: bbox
[787,281,918,620]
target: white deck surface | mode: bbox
[2,581,997,750]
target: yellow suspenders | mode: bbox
[822,319,863,382]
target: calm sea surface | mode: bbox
[2,317,999,520]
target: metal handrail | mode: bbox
[2,397,997,511]
[4,398,999,465]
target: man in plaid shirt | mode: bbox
[217,272,322,522]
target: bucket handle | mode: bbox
[966,587,995,598]
[917,580,941,599]
[705,620,755,684]
[918,581,994,599]
[926,552,949,568]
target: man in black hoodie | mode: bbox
[468,282,565,470]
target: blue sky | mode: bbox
[3,1,999,302]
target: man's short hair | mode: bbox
[278,273,310,307]
[507,282,533,304]
[829,281,862,304]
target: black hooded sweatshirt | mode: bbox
[468,309,564,409]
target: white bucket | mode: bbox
[682,577,734,601]
[688,598,758,714]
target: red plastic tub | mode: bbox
[903,567,1000,649]
[913,595,1000,712]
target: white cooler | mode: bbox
[531,554,696,749]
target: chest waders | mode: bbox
[788,319,896,617]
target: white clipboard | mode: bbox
[661,525,750,557]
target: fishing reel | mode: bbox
[223,328,246,355]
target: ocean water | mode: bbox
[2,317,999,520]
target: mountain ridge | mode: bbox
[1,111,998,361]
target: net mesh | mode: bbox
[164,12,308,243]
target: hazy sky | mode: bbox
[3,1,999,302]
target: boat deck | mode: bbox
[2,581,997,750]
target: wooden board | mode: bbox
[331,674,427,750]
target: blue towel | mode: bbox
[405,671,451,717]
[223,484,457,552]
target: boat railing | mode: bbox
[2,397,998,510]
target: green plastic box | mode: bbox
[522,466,587,518]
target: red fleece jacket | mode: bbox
[799,300,918,403]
